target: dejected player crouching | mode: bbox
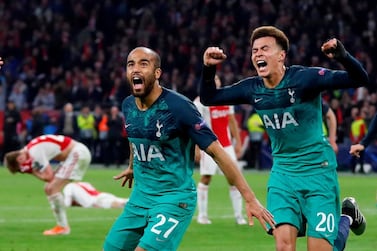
[4,134,92,236]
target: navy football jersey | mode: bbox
[200,55,368,175]
[122,88,217,205]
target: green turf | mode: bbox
[0,167,376,250]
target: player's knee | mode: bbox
[44,183,58,195]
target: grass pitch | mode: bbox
[0,167,376,251]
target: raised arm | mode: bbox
[321,39,369,89]
[200,47,225,105]
[200,47,251,106]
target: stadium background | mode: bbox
[0,0,377,171]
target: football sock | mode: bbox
[334,215,350,251]
[229,186,243,218]
[341,214,353,225]
[197,182,209,218]
[48,192,69,227]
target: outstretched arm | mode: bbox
[204,140,275,231]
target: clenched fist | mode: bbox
[203,47,227,66]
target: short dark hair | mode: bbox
[250,26,289,52]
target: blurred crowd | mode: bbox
[0,0,376,166]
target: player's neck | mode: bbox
[263,65,286,88]
[136,85,163,111]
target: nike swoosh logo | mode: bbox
[125,124,131,128]
[254,98,263,103]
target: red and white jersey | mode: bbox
[74,182,101,196]
[63,182,128,208]
[194,97,233,147]
[63,182,99,207]
[23,135,72,172]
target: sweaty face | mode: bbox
[126,48,160,98]
[251,36,285,78]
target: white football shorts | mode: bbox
[199,145,239,175]
[95,193,127,209]
[55,142,91,180]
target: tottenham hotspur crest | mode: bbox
[288,88,295,103]
[156,120,163,138]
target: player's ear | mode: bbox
[278,50,286,63]
[155,67,162,80]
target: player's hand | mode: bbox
[113,166,134,188]
[19,164,33,174]
[203,47,227,66]
[321,38,347,59]
[329,139,339,154]
[349,144,365,158]
[245,198,275,232]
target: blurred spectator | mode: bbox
[365,102,377,127]
[77,105,96,155]
[179,72,198,101]
[349,106,368,173]
[8,79,28,110]
[26,107,47,141]
[69,72,89,110]
[107,76,129,106]
[93,104,106,163]
[2,100,22,158]
[57,103,79,139]
[43,115,58,135]
[0,76,6,111]
[339,92,355,144]
[32,83,55,110]
[245,110,265,169]
[329,98,345,143]
[104,106,125,168]
[87,72,104,107]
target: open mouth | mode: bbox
[133,77,143,85]
[256,60,267,68]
